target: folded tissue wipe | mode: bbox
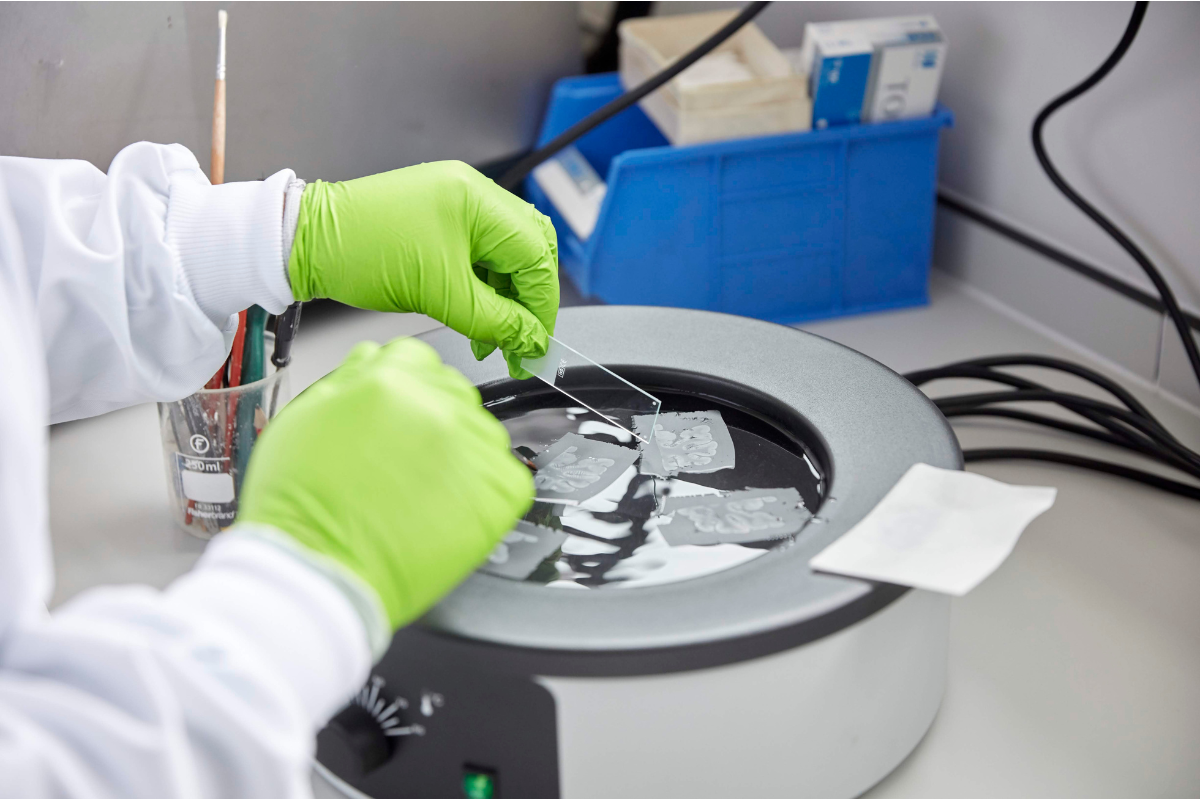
[809,463,1056,596]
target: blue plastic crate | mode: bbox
[525,73,953,324]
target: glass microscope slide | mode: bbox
[521,335,661,444]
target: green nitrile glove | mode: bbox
[236,337,534,629]
[288,161,559,379]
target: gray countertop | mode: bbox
[46,274,1200,797]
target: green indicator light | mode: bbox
[463,768,496,799]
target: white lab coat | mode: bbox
[0,143,374,796]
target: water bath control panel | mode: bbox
[316,626,561,798]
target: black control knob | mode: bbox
[321,702,393,775]
[316,676,423,777]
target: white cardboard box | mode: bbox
[618,10,811,145]
[797,15,947,125]
[798,25,875,128]
[861,17,946,122]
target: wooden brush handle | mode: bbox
[211,78,226,185]
[205,9,231,390]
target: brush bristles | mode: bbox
[218,9,227,29]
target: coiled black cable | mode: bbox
[904,2,1200,501]
[905,356,1200,500]
[966,449,1200,500]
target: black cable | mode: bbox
[1031,1,1200,389]
[942,356,1200,459]
[910,366,1174,460]
[498,1,771,190]
[934,389,1200,470]
[910,365,1151,444]
[942,407,1141,451]
[933,354,1155,418]
[904,356,1200,499]
[906,363,1141,418]
[944,408,1200,478]
[900,3,1200,501]
[963,449,1200,501]
[907,362,1183,450]
[935,193,1200,334]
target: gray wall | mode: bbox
[6,2,1198,404]
[0,2,581,181]
[661,2,1200,406]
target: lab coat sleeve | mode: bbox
[0,163,376,797]
[0,142,295,424]
[0,535,373,797]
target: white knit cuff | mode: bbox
[282,178,306,287]
[225,522,392,662]
[167,168,297,323]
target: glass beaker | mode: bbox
[157,332,290,538]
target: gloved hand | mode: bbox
[288,161,559,378]
[236,337,533,629]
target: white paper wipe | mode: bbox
[809,463,1057,596]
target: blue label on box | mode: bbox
[905,31,941,44]
[812,51,872,128]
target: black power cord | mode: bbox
[905,356,1200,501]
[498,1,771,191]
[1030,1,1200,391]
[908,1,1200,501]
[966,450,1200,500]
